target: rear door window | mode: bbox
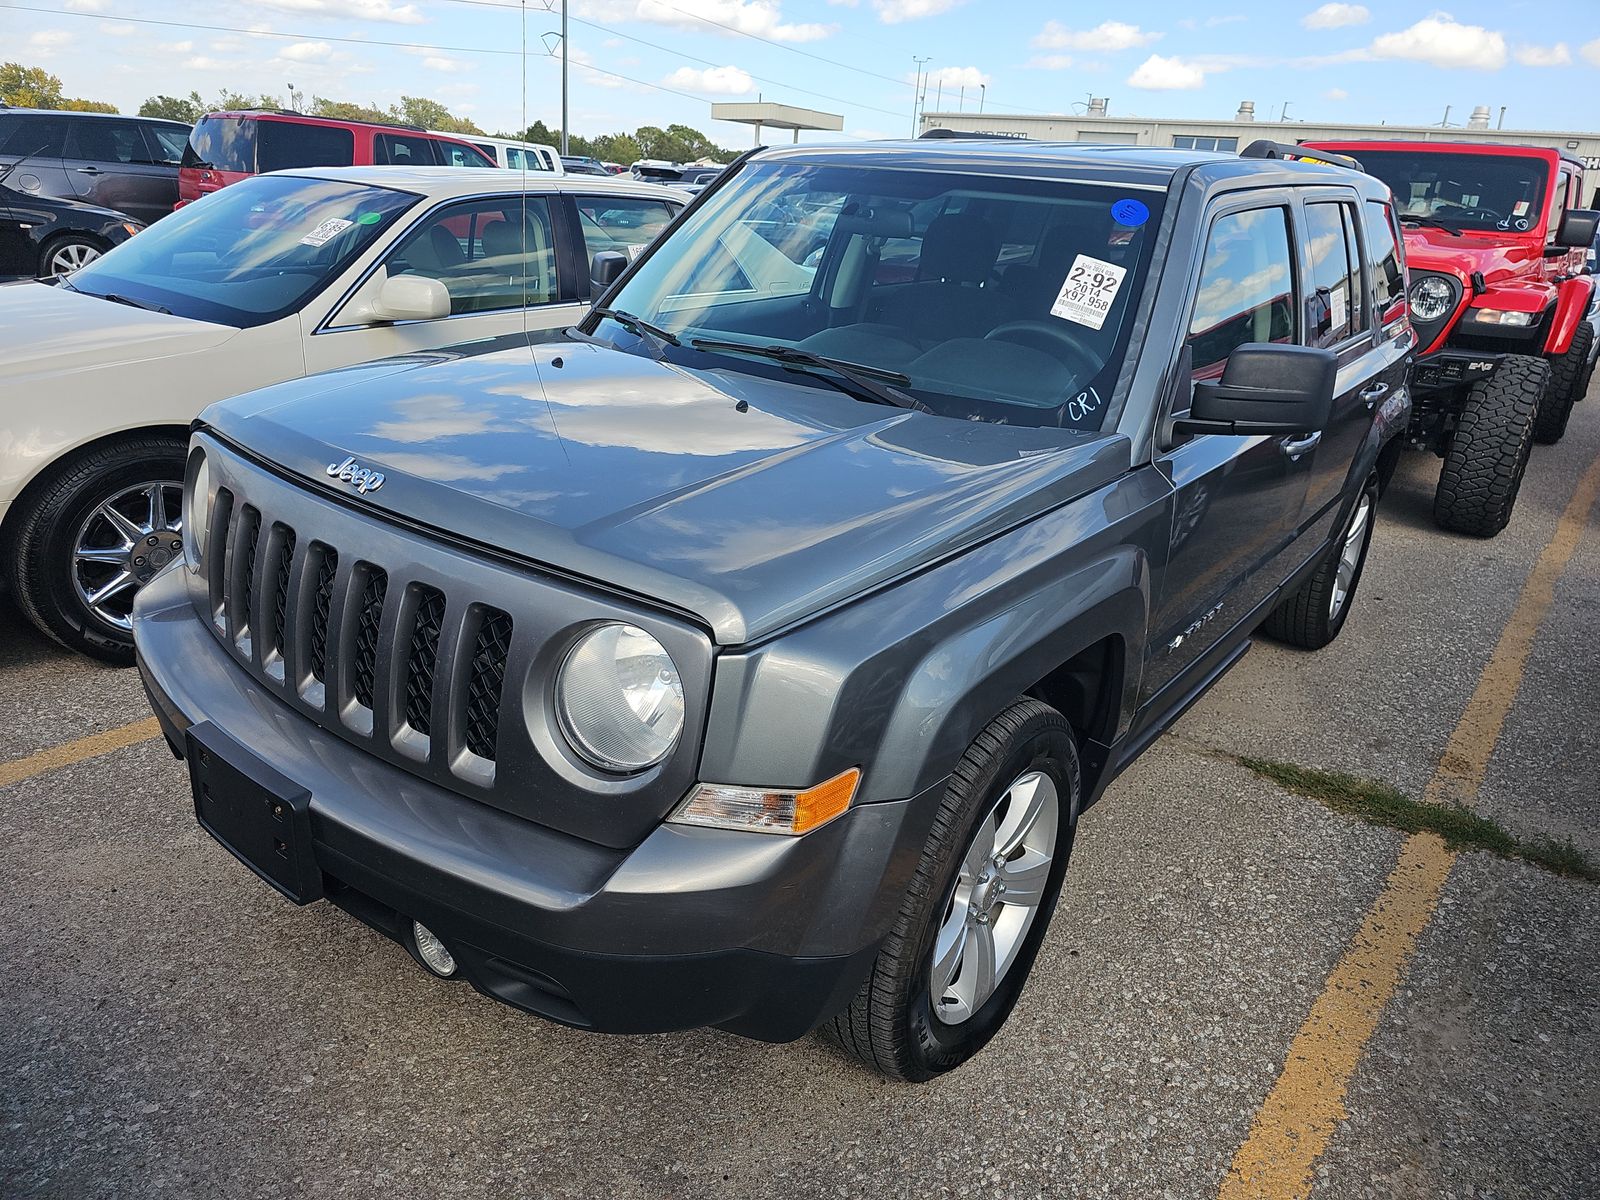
[374,133,437,166]
[259,122,355,172]
[65,119,148,166]
[1304,200,1361,346]
[1188,206,1296,378]
[182,117,255,172]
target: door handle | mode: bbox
[1358,381,1389,408]
[77,166,101,174]
[1279,431,1322,458]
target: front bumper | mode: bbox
[1411,348,1505,392]
[133,565,938,1042]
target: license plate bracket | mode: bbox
[186,721,323,905]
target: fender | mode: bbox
[696,468,1173,805]
[1544,275,1596,356]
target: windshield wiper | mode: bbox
[1400,216,1463,238]
[98,292,172,314]
[591,306,680,356]
[689,339,928,413]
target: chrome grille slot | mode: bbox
[350,566,388,713]
[462,607,513,764]
[226,505,260,655]
[265,525,296,680]
[403,585,446,739]
[307,543,338,688]
[206,487,234,631]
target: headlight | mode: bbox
[1408,276,1455,322]
[183,449,210,572]
[556,623,684,772]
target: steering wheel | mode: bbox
[985,320,1101,378]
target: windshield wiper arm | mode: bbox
[591,306,680,355]
[689,339,928,412]
[1399,216,1463,237]
[99,292,172,314]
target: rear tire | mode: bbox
[1535,321,1594,444]
[1263,475,1377,651]
[822,699,1080,1082]
[5,434,187,664]
[1433,355,1546,538]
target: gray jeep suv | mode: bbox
[133,138,1412,1081]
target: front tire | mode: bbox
[1263,476,1377,651]
[823,699,1080,1082]
[5,435,187,664]
[38,235,105,278]
[1433,355,1546,538]
[1534,321,1594,444]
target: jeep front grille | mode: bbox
[403,585,446,737]
[463,608,513,760]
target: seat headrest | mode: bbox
[918,212,1000,284]
[480,219,522,261]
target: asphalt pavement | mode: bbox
[2,386,1596,1200]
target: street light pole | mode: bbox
[561,0,569,155]
[911,56,930,136]
[979,83,986,113]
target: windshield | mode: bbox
[66,174,418,327]
[599,162,1163,428]
[1356,150,1549,233]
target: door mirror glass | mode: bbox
[368,274,451,323]
[1175,343,1336,436]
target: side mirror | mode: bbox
[1174,343,1336,437]
[590,250,628,290]
[1555,208,1600,250]
[363,274,451,324]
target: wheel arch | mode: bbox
[1543,275,1596,356]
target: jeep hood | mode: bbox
[0,280,237,384]
[203,340,1130,644]
[1401,226,1546,286]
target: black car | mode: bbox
[0,176,143,278]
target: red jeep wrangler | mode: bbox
[1309,140,1598,536]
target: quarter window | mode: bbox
[1188,207,1295,379]
[385,196,560,314]
[0,113,70,157]
[1304,201,1362,346]
[574,196,678,265]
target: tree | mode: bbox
[140,92,206,123]
[215,89,283,111]
[309,97,392,124]
[1,61,117,112]
[398,96,482,135]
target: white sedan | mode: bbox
[0,166,687,660]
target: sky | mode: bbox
[3,1,1598,146]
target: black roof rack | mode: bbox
[918,128,1030,141]
[1240,138,1364,172]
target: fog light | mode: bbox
[412,921,457,977]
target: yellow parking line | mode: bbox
[0,717,164,790]
[1219,452,1600,1200]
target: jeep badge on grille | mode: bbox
[326,456,385,494]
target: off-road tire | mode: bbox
[5,434,187,664]
[822,699,1080,1082]
[1535,321,1595,444]
[1433,355,1546,538]
[1263,475,1378,651]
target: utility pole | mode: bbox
[1498,105,1507,130]
[1440,104,1452,127]
[1281,100,1292,122]
[561,0,569,155]
[979,83,986,113]
[959,85,965,112]
[911,56,930,136]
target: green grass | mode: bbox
[1238,756,1598,883]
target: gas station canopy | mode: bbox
[711,102,845,144]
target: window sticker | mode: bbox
[1111,198,1150,228]
[625,242,649,260]
[1513,200,1530,217]
[1330,287,1347,333]
[300,217,355,247]
[356,211,384,225]
[1050,254,1127,330]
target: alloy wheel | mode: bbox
[930,769,1060,1025]
[71,481,183,631]
[48,242,102,276]
[1328,492,1372,621]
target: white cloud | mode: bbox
[1127,53,1206,90]
[276,40,333,62]
[1583,39,1600,67]
[1324,87,1349,100]
[1303,3,1369,30]
[1034,20,1161,52]
[98,21,136,36]
[1514,43,1570,67]
[872,0,962,24]
[159,40,195,53]
[65,0,108,10]
[183,56,234,71]
[27,30,71,56]
[255,0,424,25]
[583,1,833,43]
[664,65,754,94]
[421,56,461,72]
[1369,15,1507,70]
[921,64,989,88]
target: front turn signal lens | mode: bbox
[671,767,861,836]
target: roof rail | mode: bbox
[1240,138,1364,172]
[918,128,1030,141]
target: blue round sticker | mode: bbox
[1111,198,1149,228]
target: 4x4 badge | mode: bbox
[326,456,385,494]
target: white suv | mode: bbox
[0,165,686,660]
